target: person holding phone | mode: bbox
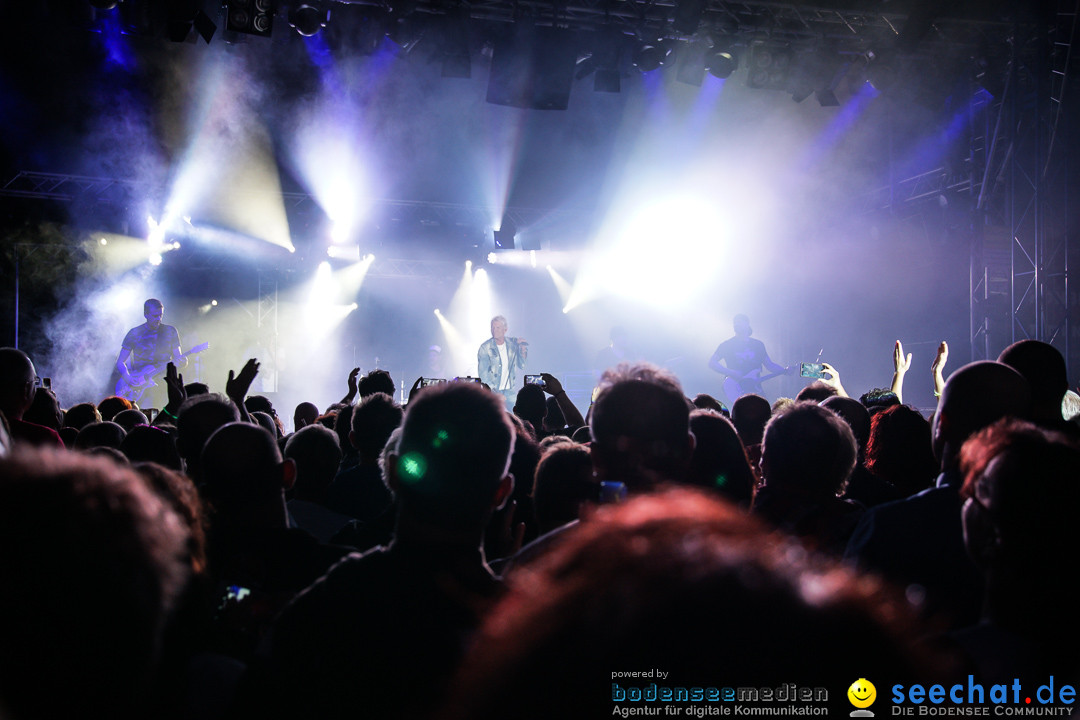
[478,315,528,406]
[708,314,790,402]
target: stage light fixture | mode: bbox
[633,41,671,72]
[493,219,517,250]
[90,0,119,9]
[705,48,737,79]
[289,2,327,36]
[578,28,623,93]
[226,0,276,37]
[746,42,792,90]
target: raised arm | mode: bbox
[541,373,585,429]
[890,340,913,404]
[339,367,361,406]
[821,362,849,398]
[226,358,260,423]
[931,341,949,398]
[154,361,187,426]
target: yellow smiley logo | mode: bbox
[848,678,876,709]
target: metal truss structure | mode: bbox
[334,0,1012,54]
[966,1,1077,376]
[0,172,559,232]
[0,170,562,273]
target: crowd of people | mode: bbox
[0,324,1078,719]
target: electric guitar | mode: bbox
[115,342,209,404]
[722,367,790,401]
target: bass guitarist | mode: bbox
[116,298,187,407]
[708,314,790,402]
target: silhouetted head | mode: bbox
[97,395,134,422]
[64,402,101,430]
[692,393,726,414]
[731,393,771,446]
[0,348,36,422]
[113,408,149,433]
[201,422,295,517]
[865,404,937,496]
[860,388,901,415]
[74,421,127,451]
[351,392,403,463]
[245,396,282,437]
[0,447,189,720]
[821,395,872,454]
[293,401,320,431]
[285,423,342,500]
[390,382,514,533]
[251,410,278,438]
[514,384,547,430]
[176,394,240,482]
[998,340,1068,426]
[532,443,595,533]
[761,401,857,496]
[446,488,943,720]
[959,418,1080,641]
[121,425,182,471]
[590,363,693,491]
[688,409,755,506]
[543,396,566,432]
[358,369,395,399]
[933,361,1030,469]
[183,382,210,397]
[796,381,837,403]
[24,387,62,430]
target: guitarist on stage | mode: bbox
[708,314,790,403]
[115,298,187,407]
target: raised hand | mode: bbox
[227,358,260,404]
[163,362,186,412]
[540,373,563,396]
[893,340,913,374]
[932,341,949,375]
[820,362,849,398]
[932,341,949,398]
[407,376,424,404]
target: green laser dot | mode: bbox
[399,452,427,482]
